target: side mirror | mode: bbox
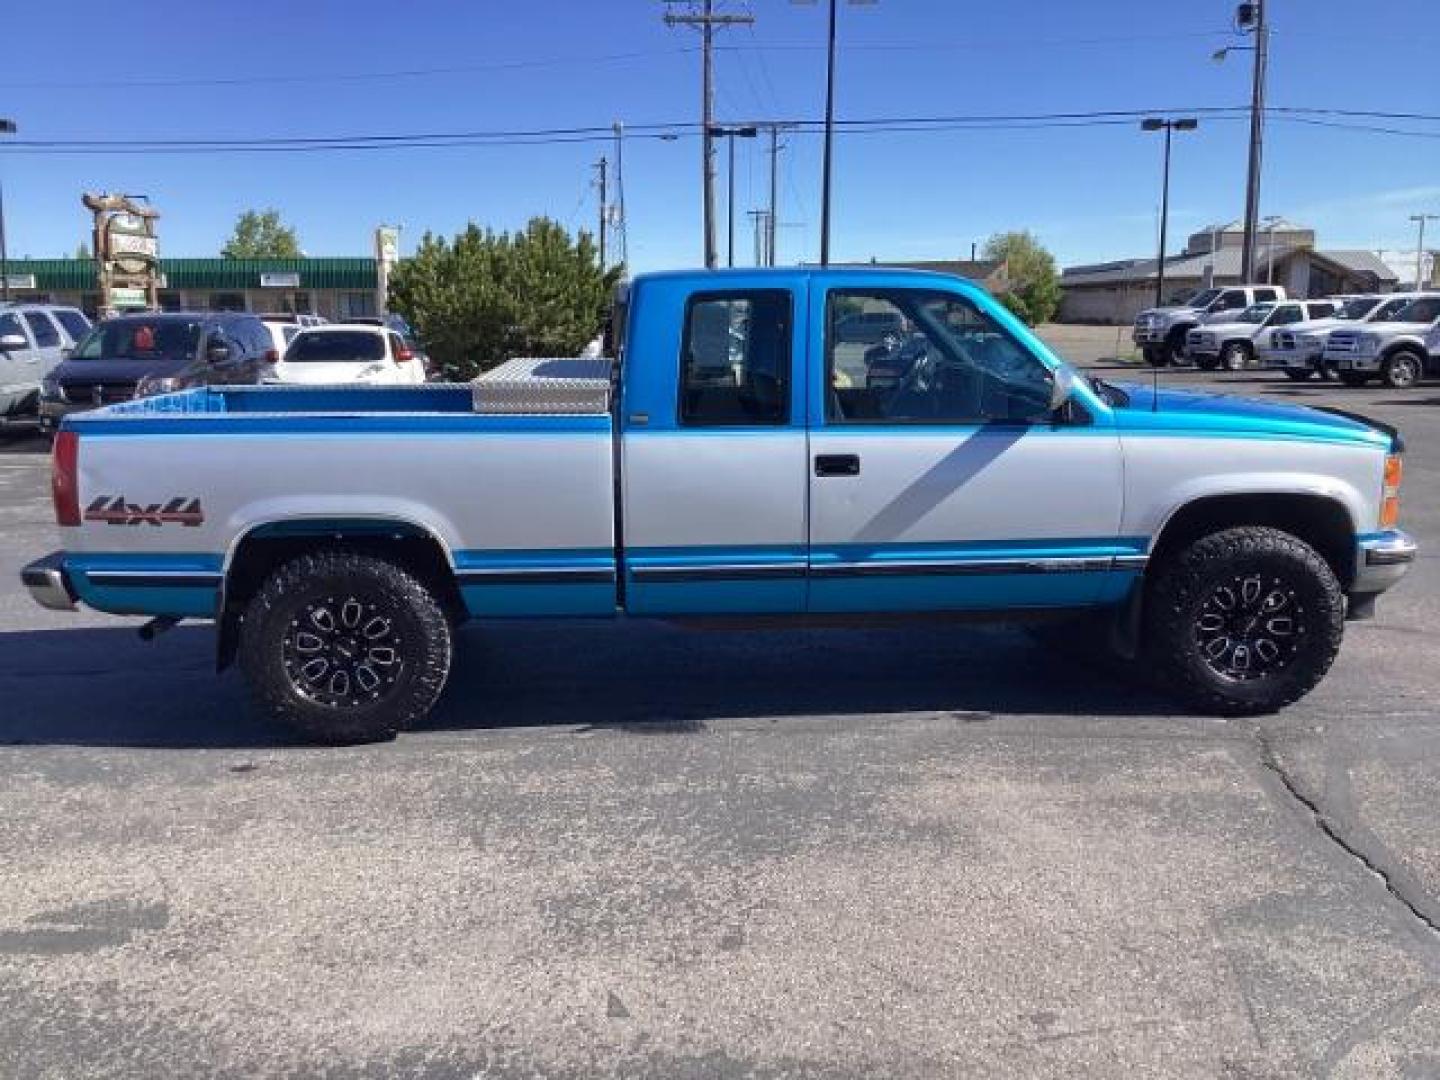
[206,342,231,364]
[1048,365,1077,414]
[0,333,27,351]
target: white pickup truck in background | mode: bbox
[1132,284,1287,367]
[1258,294,1425,381]
[1324,293,1440,389]
[1185,299,1338,371]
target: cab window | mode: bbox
[1269,304,1304,326]
[827,290,1054,424]
[23,312,61,347]
[1253,288,1280,303]
[679,290,791,426]
[1214,290,1248,312]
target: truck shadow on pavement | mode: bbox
[0,620,1179,748]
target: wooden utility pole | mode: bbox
[663,0,753,268]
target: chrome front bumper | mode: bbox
[20,551,77,612]
[1353,530,1418,597]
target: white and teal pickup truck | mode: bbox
[22,268,1416,742]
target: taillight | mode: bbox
[52,430,80,527]
[1380,453,1403,529]
[264,348,279,363]
[395,347,414,363]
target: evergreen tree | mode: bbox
[388,217,622,380]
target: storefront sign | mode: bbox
[2,274,37,290]
[109,286,148,308]
[260,272,301,288]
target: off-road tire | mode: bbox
[1381,349,1424,390]
[239,551,453,744]
[1220,341,1251,372]
[1144,527,1344,716]
[1337,370,1371,388]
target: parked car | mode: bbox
[0,304,91,420]
[259,313,327,355]
[22,267,1414,743]
[342,315,432,378]
[1258,293,1428,380]
[268,325,426,386]
[1323,293,1440,389]
[835,309,906,345]
[1133,284,1288,367]
[38,312,276,431]
[1186,299,1338,371]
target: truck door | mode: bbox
[621,280,808,614]
[806,280,1128,613]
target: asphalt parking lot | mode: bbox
[2,332,1438,1078]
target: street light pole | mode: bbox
[1410,214,1438,290]
[820,0,838,266]
[1142,117,1198,310]
[709,125,758,268]
[0,118,14,304]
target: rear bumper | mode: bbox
[1353,530,1417,597]
[20,551,78,612]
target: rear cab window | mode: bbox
[678,290,791,426]
[54,310,91,343]
[0,312,32,347]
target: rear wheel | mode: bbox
[1143,347,1169,368]
[1144,527,1344,716]
[1337,370,1371,388]
[1381,349,1424,389]
[1220,341,1251,372]
[239,551,453,744]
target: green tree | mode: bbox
[387,217,622,380]
[982,230,1062,326]
[221,209,301,259]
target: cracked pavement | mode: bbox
[1,345,1438,1077]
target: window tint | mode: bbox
[74,319,201,362]
[1309,302,1336,319]
[286,331,387,363]
[1253,288,1280,303]
[0,313,28,345]
[1269,305,1303,326]
[679,291,791,426]
[23,312,61,347]
[54,310,90,342]
[1215,290,1248,311]
[828,290,1054,424]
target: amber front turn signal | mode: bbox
[1380,454,1403,528]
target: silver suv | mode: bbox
[0,304,92,419]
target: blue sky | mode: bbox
[2,0,1437,271]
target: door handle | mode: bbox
[815,453,860,477]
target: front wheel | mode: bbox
[1381,349,1424,390]
[1144,527,1344,716]
[1220,342,1251,372]
[1143,347,1168,368]
[239,551,453,743]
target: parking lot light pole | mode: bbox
[0,118,15,304]
[709,125,758,267]
[1410,213,1438,290]
[1142,117,1198,309]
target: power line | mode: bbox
[4,106,1436,157]
[0,49,700,91]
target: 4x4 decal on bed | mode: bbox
[84,496,205,527]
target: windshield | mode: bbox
[1236,303,1276,324]
[1393,297,1440,324]
[72,319,201,362]
[285,331,385,363]
[1186,288,1221,309]
[1336,298,1379,320]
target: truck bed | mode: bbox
[61,381,619,620]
